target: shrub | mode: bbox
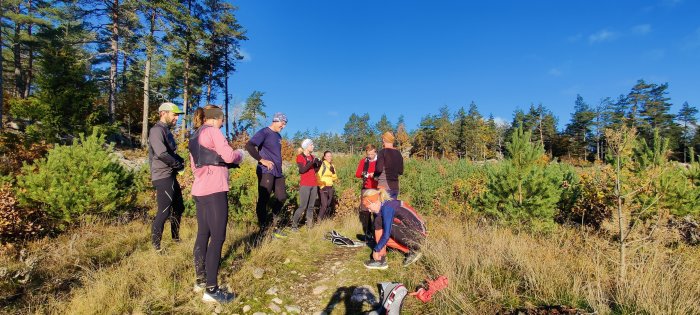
[557,166,615,229]
[477,126,567,231]
[478,161,566,231]
[0,184,46,243]
[0,131,51,176]
[16,131,135,228]
[227,163,260,223]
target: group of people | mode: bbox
[147,102,427,305]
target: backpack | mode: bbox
[361,157,371,189]
[378,282,408,315]
[324,230,364,248]
[320,161,335,176]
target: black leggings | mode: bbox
[318,186,334,221]
[390,223,424,252]
[151,176,184,248]
[193,192,228,288]
[256,173,287,231]
[359,189,373,236]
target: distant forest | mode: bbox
[1,1,697,162]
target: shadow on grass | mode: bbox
[321,285,379,315]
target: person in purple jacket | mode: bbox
[245,112,288,239]
[189,105,244,304]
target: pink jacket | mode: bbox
[189,125,243,196]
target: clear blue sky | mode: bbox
[225,0,700,136]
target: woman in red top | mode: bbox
[292,139,321,230]
[355,144,378,238]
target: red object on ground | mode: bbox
[410,275,449,303]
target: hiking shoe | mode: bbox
[364,257,388,270]
[193,282,206,293]
[403,251,422,267]
[202,287,235,304]
[290,227,300,233]
[272,229,288,239]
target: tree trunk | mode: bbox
[180,0,192,137]
[518,181,523,205]
[108,0,119,123]
[206,53,214,104]
[224,45,230,139]
[13,4,23,98]
[122,48,128,91]
[141,8,156,148]
[23,0,33,98]
[615,153,626,284]
[0,0,4,127]
[181,53,190,136]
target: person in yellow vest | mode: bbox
[316,150,339,221]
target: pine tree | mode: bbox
[677,101,698,162]
[627,79,652,129]
[0,0,6,126]
[375,114,393,137]
[343,113,372,154]
[564,94,596,160]
[14,22,99,138]
[139,0,181,147]
[454,106,467,159]
[478,125,564,231]
[411,114,437,159]
[593,97,614,161]
[240,91,266,134]
[434,106,454,159]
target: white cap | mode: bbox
[301,139,313,149]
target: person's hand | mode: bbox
[260,159,274,170]
[372,251,382,261]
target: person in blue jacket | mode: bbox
[361,189,426,270]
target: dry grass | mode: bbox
[0,218,151,313]
[420,216,700,314]
[2,212,699,314]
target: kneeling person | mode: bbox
[361,189,426,270]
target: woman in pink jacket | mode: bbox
[189,105,243,304]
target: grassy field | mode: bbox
[2,209,699,314]
[2,151,700,314]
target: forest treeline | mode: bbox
[1,1,698,162]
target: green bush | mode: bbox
[477,126,567,231]
[478,161,566,231]
[16,131,135,228]
[556,166,615,229]
[227,163,260,223]
[648,164,700,217]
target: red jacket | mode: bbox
[355,157,378,189]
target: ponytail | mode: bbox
[193,104,222,129]
[193,107,205,129]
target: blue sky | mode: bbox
[225,0,700,136]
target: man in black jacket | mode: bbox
[148,102,186,252]
[374,132,404,199]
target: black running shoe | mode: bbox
[202,287,235,304]
[402,251,422,267]
[363,257,388,270]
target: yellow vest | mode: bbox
[316,161,338,188]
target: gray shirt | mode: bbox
[148,121,184,181]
